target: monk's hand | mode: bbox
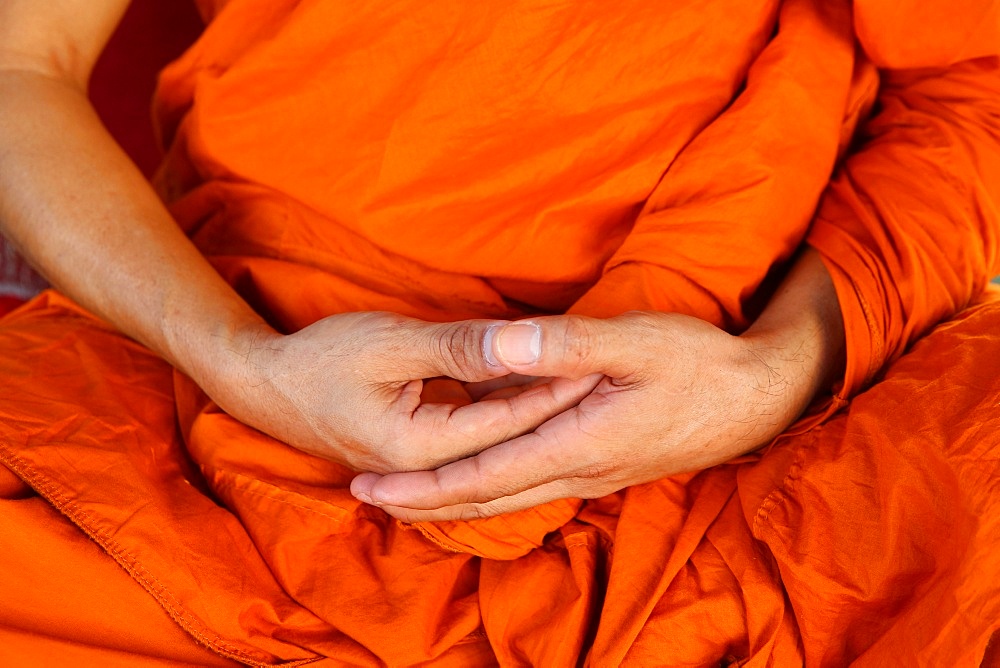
[215,312,602,474]
[351,310,835,520]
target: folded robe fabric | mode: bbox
[2,0,1000,664]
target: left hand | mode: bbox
[351,311,821,521]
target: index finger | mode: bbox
[395,374,601,469]
[360,406,600,509]
[463,373,540,401]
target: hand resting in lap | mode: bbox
[351,249,845,520]
[218,311,602,474]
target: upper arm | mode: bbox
[0,0,131,87]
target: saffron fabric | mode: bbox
[1,0,999,664]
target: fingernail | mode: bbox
[483,324,503,367]
[354,491,374,505]
[497,323,541,365]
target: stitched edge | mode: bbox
[749,429,814,541]
[0,444,321,667]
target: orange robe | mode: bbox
[2,0,1000,664]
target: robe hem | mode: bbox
[0,444,321,668]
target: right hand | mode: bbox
[211,311,602,474]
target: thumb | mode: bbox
[392,319,513,383]
[487,314,636,379]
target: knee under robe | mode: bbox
[2,0,1000,665]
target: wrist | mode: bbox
[169,307,283,411]
[738,325,829,434]
[737,249,846,432]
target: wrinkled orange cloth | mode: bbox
[2,0,1000,665]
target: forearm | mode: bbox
[0,68,269,394]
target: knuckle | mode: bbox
[569,446,618,482]
[360,311,404,341]
[435,323,481,380]
[575,461,614,481]
[569,463,621,500]
[560,316,595,372]
[625,310,662,333]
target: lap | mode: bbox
[1,289,997,665]
[739,290,1000,665]
[0,494,234,667]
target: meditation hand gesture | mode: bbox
[351,251,845,519]
[213,311,600,474]
[349,312,781,517]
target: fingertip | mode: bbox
[365,472,427,507]
[495,321,542,368]
[350,473,382,506]
[364,473,403,506]
[506,315,618,379]
[365,469,457,509]
[483,323,504,368]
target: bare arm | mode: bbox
[0,0,266,393]
[352,248,846,519]
[0,0,590,471]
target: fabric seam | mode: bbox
[0,445,320,667]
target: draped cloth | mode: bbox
[2,0,999,664]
